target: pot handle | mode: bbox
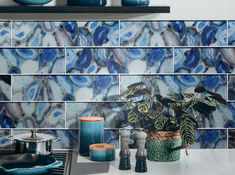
[7,135,14,141]
[52,137,60,142]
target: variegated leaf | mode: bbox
[138,97,154,113]
[180,119,195,145]
[120,84,144,97]
[128,108,139,123]
[154,115,169,131]
[122,99,134,110]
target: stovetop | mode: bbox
[0,150,72,175]
[47,152,70,175]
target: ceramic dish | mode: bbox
[0,154,62,175]
[13,0,52,5]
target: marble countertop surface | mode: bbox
[70,149,235,175]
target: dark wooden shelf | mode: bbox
[0,6,170,13]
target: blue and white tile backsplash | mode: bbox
[0,20,235,150]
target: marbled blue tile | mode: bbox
[104,129,119,148]
[228,21,235,46]
[12,21,119,46]
[120,75,228,128]
[174,48,235,73]
[191,129,227,149]
[0,129,11,149]
[228,75,235,101]
[12,75,119,101]
[66,102,125,128]
[0,48,65,74]
[120,21,226,46]
[0,76,11,101]
[0,21,11,46]
[66,48,173,74]
[0,102,65,128]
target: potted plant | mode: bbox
[120,82,226,161]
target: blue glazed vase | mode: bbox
[68,0,107,6]
[89,144,115,161]
[79,116,104,156]
[122,0,149,6]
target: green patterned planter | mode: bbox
[146,139,182,162]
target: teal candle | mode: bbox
[90,144,115,161]
[79,116,104,156]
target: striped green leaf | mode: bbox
[120,84,144,97]
[128,108,139,123]
[154,115,169,131]
[138,97,153,113]
[180,119,195,145]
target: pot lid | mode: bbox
[12,130,55,142]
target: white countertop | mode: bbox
[71,149,235,175]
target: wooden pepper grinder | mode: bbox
[119,129,131,170]
[135,131,147,173]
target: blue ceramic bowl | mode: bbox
[68,0,107,6]
[13,0,52,5]
[122,0,149,6]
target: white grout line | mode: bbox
[1,45,235,49]
[9,73,232,76]
[6,101,123,103]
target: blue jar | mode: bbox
[68,0,107,6]
[122,0,149,6]
[90,144,115,161]
[79,116,104,156]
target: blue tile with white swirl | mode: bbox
[66,102,125,128]
[191,129,227,149]
[0,21,11,46]
[0,129,11,149]
[66,48,173,74]
[0,102,65,128]
[0,76,11,101]
[104,130,119,148]
[174,48,235,73]
[12,75,119,101]
[120,21,226,46]
[120,75,228,128]
[12,21,119,46]
[0,48,65,74]
[228,21,235,46]
[228,75,235,101]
